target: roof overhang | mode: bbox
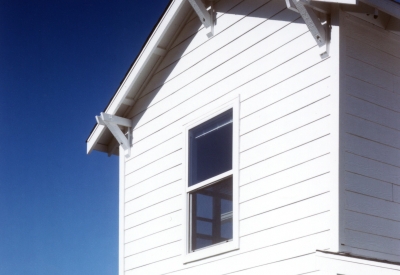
[86,0,191,155]
[87,0,400,155]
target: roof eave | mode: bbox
[86,0,187,154]
[360,0,400,19]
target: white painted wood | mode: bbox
[133,34,320,146]
[125,240,181,271]
[125,165,181,201]
[187,0,212,29]
[100,112,132,127]
[126,233,328,275]
[125,195,181,229]
[388,16,400,37]
[167,0,247,58]
[292,0,327,48]
[240,58,331,117]
[119,0,338,272]
[345,191,400,222]
[345,95,400,131]
[345,229,400,257]
[125,180,182,214]
[125,150,182,185]
[119,147,125,275]
[394,184,400,203]
[346,57,394,92]
[130,13,308,134]
[344,14,400,59]
[241,117,330,169]
[125,210,181,243]
[240,119,330,169]
[240,134,330,186]
[344,172,393,201]
[344,246,400,264]
[345,153,400,187]
[240,95,330,152]
[224,253,318,275]
[125,225,181,257]
[139,232,330,275]
[342,20,400,254]
[127,43,327,161]
[240,76,330,135]
[345,114,400,150]
[359,0,400,20]
[125,133,181,169]
[240,173,330,219]
[347,37,400,77]
[122,98,135,106]
[345,134,400,168]
[316,250,400,275]
[241,192,331,236]
[241,153,330,203]
[346,76,400,113]
[345,211,400,240]
[138,0,289,102]
[87,0,189,153]
[241,212,330,252]
[327,7,342,254]
[156,0,270,79]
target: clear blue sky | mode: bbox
[0,1,170,274]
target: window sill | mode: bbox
[183,238,239,264]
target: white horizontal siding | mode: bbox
[240,153,330,203]
[123,0,334,273]
[126,231,330,274]
[342,15,400,261]
[241,173,330,219]
[125,210,181,243]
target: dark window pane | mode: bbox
[189,110,232,186]
[191,177,233,251]
[196,194,213,219]
[196,220,212,235]
[196,238,213,250]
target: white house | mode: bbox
[87,0,400,274]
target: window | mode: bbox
[183,100,239,263]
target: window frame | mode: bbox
[182,98,239,264]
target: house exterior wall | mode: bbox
[122,0,338,274]
[341,11,400,262]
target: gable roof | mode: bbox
[87,0,400,155]
[87,0,191,154]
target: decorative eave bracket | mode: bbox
[188,0,215,38]
[286,0,331,59]
[96,112,132,157]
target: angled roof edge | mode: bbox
[87,0,400,155]
[86,0,187,154]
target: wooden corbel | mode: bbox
[286,0,331,59]
[96,112,132,157]
[188,0,215,38]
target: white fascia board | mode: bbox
[359,0,400,19]
[105,0,186,115]
[87,0,186,154]
[87,124,106,154]
[316,251,400,275]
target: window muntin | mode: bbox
[183,100,239,263]
[188,109,233,186]
[190,177,233,251]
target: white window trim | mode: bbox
[182,97,240,264]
